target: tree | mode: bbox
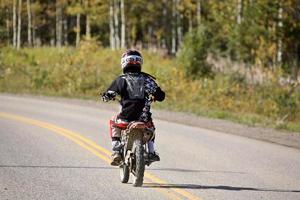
[114,0,120,49]
[76,12,81,46]
[56,0,63,47]
[237,0,243,24]
[282,0,300,78]
[85,0,91,40]
[171,0,177,54]
[0,0,12,46]
[179,26,213,78]
[120,0,125,48]
[197,0,201,26]
[109,0,115,49]
[277,0,283,64]
[66,0,83,47]
[27,0,32,46]
[13,0,17,48]
[0,0,298,77]
[17,0,22,50]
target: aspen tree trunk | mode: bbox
[277,1,283,64]
[56,1,59,46]
[114,0,120,49]
[27,0,32,47]
[291,4,300,80]
[86,14,91,39]
[13,0,17,48]
[237,0,243,25]
[63,17,68,45]
[50,28,55,46]
[177,13,183,49]
[197,0,201,26]
[109,0,115,50]
[171,0,177,54]
[17,0,22,50]
[84,0,91,40]
[76,13,81,47]
[120,0,125,49]
[161,0,167,50]
[32,5,36,47]
[6,8,10,45]
[56,0,63,47]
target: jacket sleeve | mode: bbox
[153,86,165,102]
[106,76,125,95]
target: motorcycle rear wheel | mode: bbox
[119,164,130,183]
[132,139,145,187]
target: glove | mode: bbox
[101,93,110,102]
[101,91,116,102]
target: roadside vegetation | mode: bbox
[0,1,299,132]
[0,42,299,132]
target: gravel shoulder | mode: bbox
[2,93,300,149]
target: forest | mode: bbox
[0,0,299,66]
[0,0,299,132]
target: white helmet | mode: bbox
[121,49,143,71]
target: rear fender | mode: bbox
[123,129,143,150]
[126,121,155,144]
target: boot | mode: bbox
[110,151,122,166]
[148,152,160,162]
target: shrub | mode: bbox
[178,25,214,79]
[0,46,299,132]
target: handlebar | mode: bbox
[100,91,117,102]
[101,91,155,103]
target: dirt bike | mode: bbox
[117,121,155,187]
[101,91,156,187]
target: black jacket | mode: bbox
[106,71,165,121]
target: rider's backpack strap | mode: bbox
[121,73,145,100]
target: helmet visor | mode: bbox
[121,55,143,69]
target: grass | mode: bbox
[0,44,299,133]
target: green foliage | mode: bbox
[0,0,299,134]
[0,43,119,97]
[0,46,299,132]
[0,0,299,78]
[178,26,213,78]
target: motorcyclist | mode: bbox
[102,49,165,166]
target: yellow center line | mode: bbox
[0,112,202,200]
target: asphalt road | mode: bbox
[0,94,300,200]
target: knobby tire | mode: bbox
[132,139,145,187]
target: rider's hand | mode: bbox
[101,93,110,102]
[101,91,116,102]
